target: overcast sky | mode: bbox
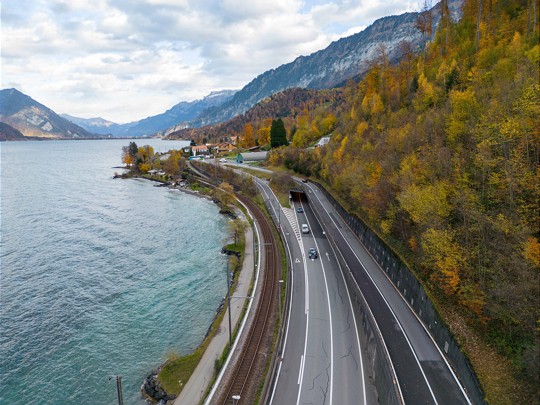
[2,0,422,123]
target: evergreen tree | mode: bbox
[270,118,287,148]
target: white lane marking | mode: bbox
[307,195,368,404]
[296,205,311,405]
[304,183,442,404]
[298,355,305,385]
[309,181,471,404]
[269,192,297,405]
[302,201,334,405]
[326,252,330,261]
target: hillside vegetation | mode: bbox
[267,0,539,402]
[167,88,342,145]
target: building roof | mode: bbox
[192,145,208,151]
[237,151,268,162]
[315,136,331,147]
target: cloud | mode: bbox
[1,0,422,122]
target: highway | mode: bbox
[300,180,471,405]
[254,178,374,405]
[207,161,471,404]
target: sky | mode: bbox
[1,0,423,123]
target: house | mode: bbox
[191,145,209,156]
[315,136,331,148]
[236,151,268,163]
[215,142,235,154]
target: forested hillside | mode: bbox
[167,88,341,146]
[268,0,539,402]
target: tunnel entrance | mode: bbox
[289,188,308,203]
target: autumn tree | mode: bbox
[240,123,255,148]
[229,218,246,246]
[163,151,185,177]
[121,141,138,166]
[267,2,540,397]
[257,126,271,145]
[214,182,235,207]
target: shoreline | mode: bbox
[113,169,214,201]
[118,168,249,403]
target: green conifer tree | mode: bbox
[270,118,287,148]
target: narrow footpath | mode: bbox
[173,209,255,405]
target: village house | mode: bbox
[191,145,210,156]
[214,142,235,154]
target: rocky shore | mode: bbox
[141,368,176,404]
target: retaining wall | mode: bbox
[311,181,486,404]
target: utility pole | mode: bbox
[115,376,124,405]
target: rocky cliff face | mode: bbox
[189,0,462,128]
[0,89,95,139]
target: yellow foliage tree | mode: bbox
[257,126,270,146]
[397,181,452,226]
[446,89,479,142]
[240,123,255,148]
[523,237,540,268]
[421,228,463,295]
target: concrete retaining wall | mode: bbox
[312,181,485,404]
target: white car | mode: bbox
[301,224,309,234]
[219,158,227,163]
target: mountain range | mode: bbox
[1,0,461,140]
[0,88,95,139]
[187,0,462,128]
[61,90,237,137]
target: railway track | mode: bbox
[220,195,280,405]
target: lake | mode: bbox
[0,139,229,404]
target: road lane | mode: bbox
[257,176,370,405]
[302,181,470,405]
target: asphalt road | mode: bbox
[301,181,471,405]
[255,179,374,405]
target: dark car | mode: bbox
[308,247,318,259]
[302,179,308,183]
[297,207,304,213]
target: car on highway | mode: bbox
[297,207,304,213]
[302,178,308,183]
[308,247,318,259]
[219,158,227,163]
[301,224,309,234]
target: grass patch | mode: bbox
[158,349,205,395]
[237,167,272,181]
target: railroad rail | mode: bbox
[220,195,280,405]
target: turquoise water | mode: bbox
[0,139,229,404]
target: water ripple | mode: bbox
[1,140,228,404]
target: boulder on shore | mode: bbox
[141,369,176,403]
